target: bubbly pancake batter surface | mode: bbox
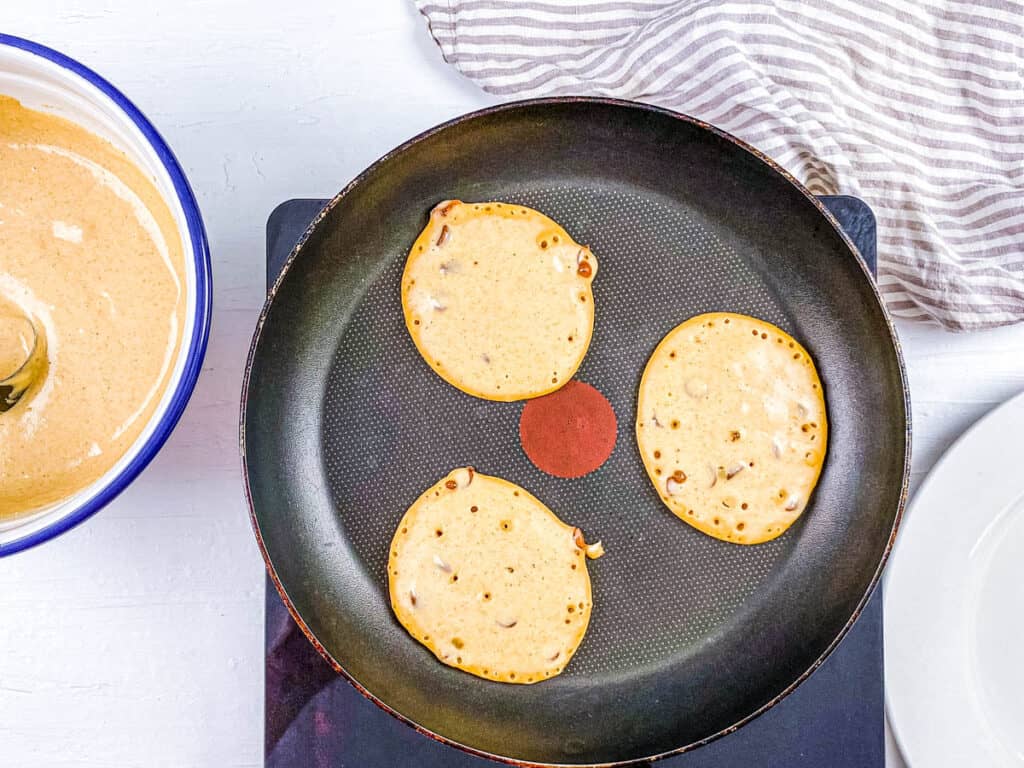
[0,96,185,519]
[636,313,827,544]
[388,468,603,683]
[402,200,597,401]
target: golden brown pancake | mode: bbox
[388,468,604,683]
[636,312,827,544]
[402,200,597,401]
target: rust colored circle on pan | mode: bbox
[519,379,617,478]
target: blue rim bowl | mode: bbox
[0,34,212,556]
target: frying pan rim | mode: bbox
[240,96,912,767]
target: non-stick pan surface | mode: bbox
[242,98,909,766]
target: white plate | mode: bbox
[886,390,1024,767]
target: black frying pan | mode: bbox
[242,98,909,766]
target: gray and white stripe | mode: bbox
[416,0,1024,330]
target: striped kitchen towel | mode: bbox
[415,0,1024,330]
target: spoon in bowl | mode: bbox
[0,311,47,413]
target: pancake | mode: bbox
[636,312,827,544]
[402,200,597,401]
[388,468,604,684]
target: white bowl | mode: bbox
[0,35,211,555]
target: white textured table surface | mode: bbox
[2,3,1022,766]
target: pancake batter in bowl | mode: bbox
[0,96,186,519]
